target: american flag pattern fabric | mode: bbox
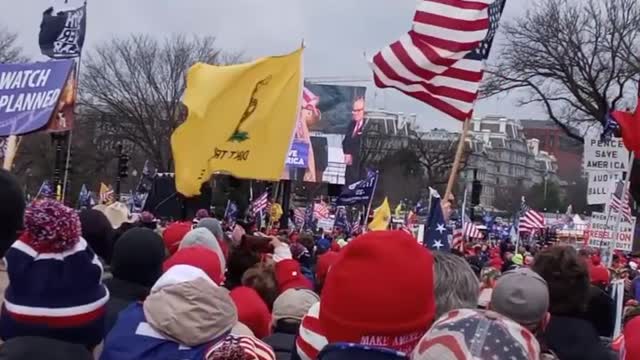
[610,180,633,222]
[463,222,483,239]
[518,209,545,233]
[372,0,507,121]
[451,228,464,252]
[412,309,540,360]
[250,192,270,217]
[314,201,330,220]
[205,335,275,360]
[294,207,306,228]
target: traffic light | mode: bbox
[471,180,482,206]
[118,154,130,178]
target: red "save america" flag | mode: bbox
[372,0,507,121]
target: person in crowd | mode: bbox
[532,246,615,360]
[264,289,319,360]
[0,199,109,349]
[104,227,166,332]
[585,254,616,338]
[0,170,25,301]
[163,246,224,286]
[196,217,229,259]
[79,209,115,264]
[161,221,192,255]
[289,241,314,282]
[478,267,501,309]
[100,260,234,359]
[137,211,157,231]
[230,286,272,339]
[0,336,94,360]
[204,335,275,360]
[296,231,435,359]
[315,250,340,294]
[179,228,226,274]
[242,262,279,310]
[433,251,479,318]
[411,308,541,360]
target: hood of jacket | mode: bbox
[143,264,237,347]
[544,315,615,360]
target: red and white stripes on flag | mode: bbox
[464,222,483,239]
[610,180,633,222]
[372,0,506,121]
[518,209,545,233]
[250,192,269,216]
[313,202,330,220]
[293,207,306,227]
[452,228,464,252]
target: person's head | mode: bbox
[241,262,279,310]
[0,199,108,348]
[351,97,365,122]
[163,246,223,285]
[0,169,25,256]
[162,221,192,255]
[511,253,524,266]
[412,309,540,360]
[621,315,640,359]
[272,288,319,329]
[315,251,341,293]
[490,268,550,334]
[196,217,224,241]
[111,227,166,287]
[532,246,590,315]
[179,228,226,274]
[433,251,480,318]
[229,286,271,339]
[296,231,435,358]
[79,209,115,263]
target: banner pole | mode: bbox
[2,135,20,171]
[445,118,472,201]
[363,171,379,232]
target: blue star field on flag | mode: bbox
[423,191,450,252]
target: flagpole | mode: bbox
[2,135,20,171]
[445,118,472,201]
[606,151,635,268]
[363,171,379,232]
[461,187,468,241]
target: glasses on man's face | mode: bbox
[352,108,364,113]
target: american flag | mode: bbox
[205,334,275,360]
[99,183,115,205]
[464,222,483,239]
[293,207,306,228]
[610,180,633,222]
[452,228,464,252]
[250,191,270,217]
[518,207,545,233]
[372,0,507,120]
[313,201,330,220]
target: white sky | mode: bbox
[2,0,547,131]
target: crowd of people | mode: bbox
[0,168,638,360]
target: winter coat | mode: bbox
[263,321,300,360]
[0,336,93,360]
[100,265,238,360]
[104,278,151,333]
[581,285,615,338]
[543,315,617,360]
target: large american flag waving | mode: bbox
[372,0,507,121]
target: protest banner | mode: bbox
[583,137,630,172]
[585,212,636,251]
[587,172,622,205]
[0,60,74,137]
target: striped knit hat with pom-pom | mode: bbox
[0,199,109,348]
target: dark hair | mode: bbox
[532,246,589,315]
[0,170,25,257]
[242,262,278,310]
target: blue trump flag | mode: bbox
[334,206,351,233]
[224,200,239,225]
[336,170,378,206]
[78,184,92,208]
[423,189,450,252]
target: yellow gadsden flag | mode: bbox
[368,197,391,231]
[171,49,303,196]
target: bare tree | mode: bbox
[0,27,26,64]
[483,0,640,142]
[79,34,242,171]
[411,132,469,192]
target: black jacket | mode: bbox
[581,285,615,338]
[0,336,93,360]
[104,277,151,333]
[263,321,300,360]
[543,315,617,360]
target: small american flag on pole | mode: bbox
[372,0,507,120]
[293,207,306,228]
[250,192,270,217]
[464,222,483,239]
[313,201,330,220]
[518,208,545,233]
[610,180,633,222]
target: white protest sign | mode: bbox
[587,172,622,205]
[585,212,636,251]
[317,218,335,232]
[583,137,630,172]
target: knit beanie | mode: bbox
[0,199,109,348]
[111,228,166,287]
[180,228,226,274]
[79,209,115,263]
[162,221,192,255]
[0,169,25,257]
[230,286,272,339]
[296,231,435,359]
[163,245,224,285]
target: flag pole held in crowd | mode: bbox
[445,118,472,200]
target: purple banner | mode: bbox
[286,140,309,168]
[0,60,74,136]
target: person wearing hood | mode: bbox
[161,221,192,255]
[104,228,166,333]
[179,228,226,275]
[230,286,272,339]
[0,199,109,349]
[79,209,115,264]
[100,262,235,360]
[263,288,319,360]
[0,170,25,302]
[532,246,616,360]
[196,217,230,260]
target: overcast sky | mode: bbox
[2,0,545,131]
